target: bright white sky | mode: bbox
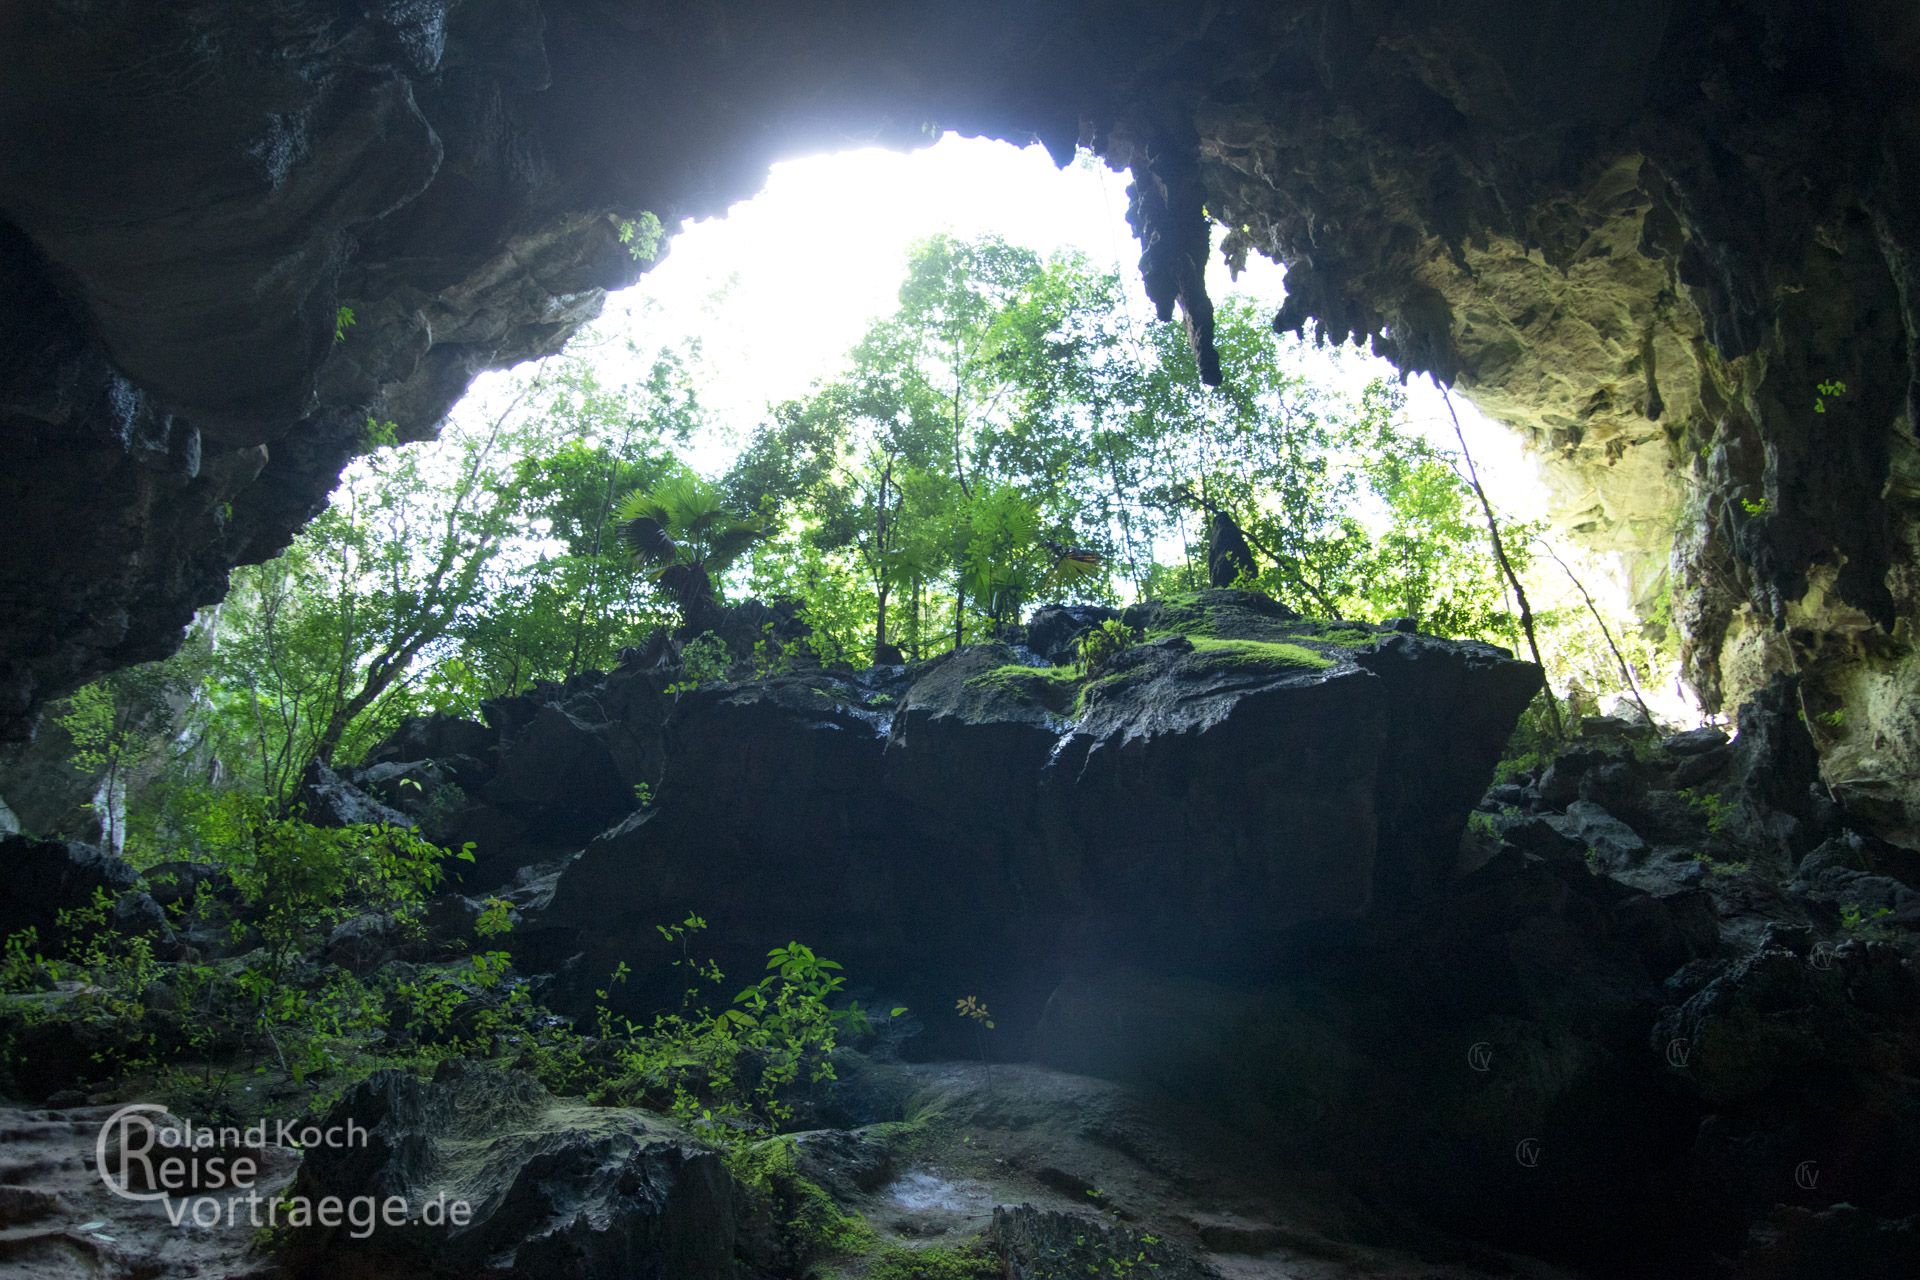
[480,133,1547,519]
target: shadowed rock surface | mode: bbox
[288,1064,747,1280]
[361,595,1539,1053]
[2,600,1917,1276]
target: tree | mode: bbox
[616,473,765,632]
[728,236,1135,657]
[54,659,194,854]
[190,391,537,803]
[450,356,698,695]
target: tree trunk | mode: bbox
[873,456,893,659]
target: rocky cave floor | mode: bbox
[2,1059,1574,1280]
[2,600,1918,1280]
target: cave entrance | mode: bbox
[433,135,1607,679]
[440,135,1677,717]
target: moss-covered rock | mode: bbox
[521,591,1538,1058]
[1180,634,1334,671]
[962,661,1082,715]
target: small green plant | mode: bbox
[657,912,723,998]
[1741,495,1771,516]
[752,622,794,680]
[51,889,164,1070]
[593,922,867,1137]
[1819,708,1848,729]
[1840,903,1895,934]
[956,994,995,1087]
[0,928,56,992]
[362,417,399,448]
[633,781,654,808]
[333,305,356,343]
[666,631,730,694]
[617,211,665,261]
[186,798,471,1078]
[1814,378,1848,413]
[1696,855,1750,877]
[475,897,514,939]
[1680,787,1732,835]
[1075,619,1140,679]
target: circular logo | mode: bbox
[1467,1042,1494,1072]
[96,1103,174,1202]
[1515,1137,1543,1168]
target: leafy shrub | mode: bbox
[0,927,55,993]
[594,920,868,1137]
[667,631,731,693]
[1680,787,1732,835]
[1075,619,1139,679]
[752,621,795,679]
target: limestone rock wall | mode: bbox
[2,0,1917,829]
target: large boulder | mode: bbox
[299,759,412,830]
[0,833,136,945]
[288,1064,756,1280]
[525,593,1540,1052]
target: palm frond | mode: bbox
[619,515,677,565]
[703,523,765,574]
[1039,538,1104,593]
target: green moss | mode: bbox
[966,664,1078,690]
[860,1091,952,1156]
[1282,626,1377,648]
[1072,666,1149,713]
[863,1242,1000,1280]
[1182,636,1333,670]
[728,1139,876,1258]
[1138,595,1215,639]
[964,664,1082,713]
[1137,592,1379,654]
